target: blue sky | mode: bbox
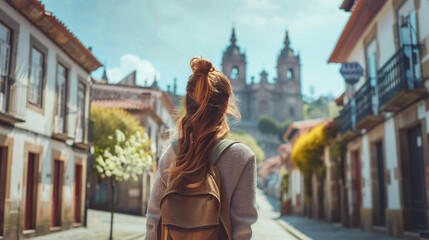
[40,0,349,98]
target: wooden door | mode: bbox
[24,153,37,230]
[407,124,427,229]
[74,164,82,223]
[51,160,63,227]
[376,141,386,226]
[353,151,362,226]
[0,147,5,236]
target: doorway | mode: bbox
[51,160,64,227]
[24,153,38,230]
[74,164,82,223]
[376,141,387,226]
[0,147,6,236]
[407,124,427,229]
[352,150,361,227]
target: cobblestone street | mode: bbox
[31,210,146,240]
[253,189,298,239]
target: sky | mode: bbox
[40,0,349,99]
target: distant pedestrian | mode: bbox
[145,57,258,240]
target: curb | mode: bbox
[276,219,312,240]
[123,232,145,240]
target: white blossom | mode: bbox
[95,129,153,182]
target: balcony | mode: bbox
[355,80,383,130]
[0,80,26,125]
[377,44,426,112]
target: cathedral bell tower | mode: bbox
[276,30,301,89]
[221,27,248,119]
[221,27,247,89]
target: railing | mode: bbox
[340,102,352,134]
[355,79,375,124]
[377,44,421,107]
[2,80,27,121]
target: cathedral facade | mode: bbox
[222,28,304,157]
[222,28,304,124]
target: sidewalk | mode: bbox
[31,209,146,240]
[278,215,401,240]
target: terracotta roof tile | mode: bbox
[91,99,152,110]
[6,0,102,72]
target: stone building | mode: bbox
[0,0,101,238]
[221,28,304,157]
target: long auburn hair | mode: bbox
[169,57,240,180]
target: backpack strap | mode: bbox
[208,139,237,165]
[170,139,237,165]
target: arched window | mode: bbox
[289,107,295,117]
[287,69,294,81]
[231,67,239,80]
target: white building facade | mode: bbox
[0,0,101,238]
[330,0,429,237]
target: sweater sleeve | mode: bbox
[145,147,174,240]
[230,154,258,240]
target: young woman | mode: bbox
[145,57,257,240]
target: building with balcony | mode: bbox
[329,0,429,237]
[0,0,101,238]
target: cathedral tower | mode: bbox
[221,27,248,118]
[277,31,301,88]
[275,31,303,121]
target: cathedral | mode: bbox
[222,28,304,156]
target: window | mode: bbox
[29,48,44,107]
[289,107,295,117]
[75,82,85,142]
[230,67,239,80]
[287,69,294,81]
[55,64,67,134]
[0,22,11,112]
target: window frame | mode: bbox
[287,69,294,81]
[54,61,69,135]
[0,9,20,114]
[27,35,48,113]
[76,78,86,142]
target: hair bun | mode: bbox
[190,57,215,74]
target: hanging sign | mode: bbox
[340,62,363,85]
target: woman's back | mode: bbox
[145,142,257,240]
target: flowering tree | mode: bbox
[95,129,153,240]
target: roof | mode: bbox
[334,92,345,106]
[91,99,165,126]
[6,0,102,72]
[283,118,327,141]
[258,156,282,180]
[328,0,387,63]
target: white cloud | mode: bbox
[107,54,160,86]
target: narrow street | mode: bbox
[253,189,298,239]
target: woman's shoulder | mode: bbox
[221,142,255,164]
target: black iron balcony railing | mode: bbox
[355,79,375,124]
[377,44,421,108]
[340,102,352,134]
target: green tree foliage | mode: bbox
[257,116,292,142]
[91,106,144,157]
[226,132,265,163]
[258,116,278,135]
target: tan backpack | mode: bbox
[157,139,236,240]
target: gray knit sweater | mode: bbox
[145,143,258,240]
